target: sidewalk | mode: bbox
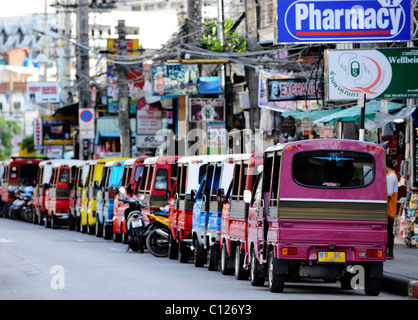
[382,237,418,298]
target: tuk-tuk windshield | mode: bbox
[292,150,375,188]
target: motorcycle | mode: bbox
[120,188,146,253]
[8,186,34,221]
[144,206,170,258]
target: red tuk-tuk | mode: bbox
[137,156,179,230]
[44,160,84,228]
[246,139,387,296]
[112,157,146,242]
[219,153,263,278]
[1,157,42,217]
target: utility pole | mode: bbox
[116,20,131,158]
[77,0,92,160]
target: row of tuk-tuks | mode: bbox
[0,138,390,296]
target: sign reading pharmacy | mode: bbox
[326,48,418,100]
[276,0,411,43]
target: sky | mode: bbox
[0,0,179,49]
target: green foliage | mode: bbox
[201,19,246,53]
[0,116,20,158]
[21,134,34,154]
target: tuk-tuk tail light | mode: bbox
[367,249,383,258]
[282,247,297,256]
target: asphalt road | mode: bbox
[0,217,412,302]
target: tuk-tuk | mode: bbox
[246,139,387,296]
[219,153,263,277]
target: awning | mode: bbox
[364,105,417,130]
[314,101,405,124]
[282,107,343,121]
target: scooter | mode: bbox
[144,206,170,257]
[121,190,146,253]
[8,186,34,221]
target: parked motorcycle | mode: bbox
[144,206,170,258]
[120,187,146,253]
[8,186,34,221]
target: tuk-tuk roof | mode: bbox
[144,156,180,165]
[51,159,85,168]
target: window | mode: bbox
[145,166,154,191]
[292,150,375,188]
[155,168,168,190]
[59,169,70,183]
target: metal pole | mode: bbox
[117,20,131,158]
[358,92,365,141]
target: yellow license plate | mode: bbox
[318,251,346,263]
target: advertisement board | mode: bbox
[152,64,198,96]
[276,0,411,43]
[27,82,60,104]
[190,98,225,122]
[267,78,322,101]
[326,48,418,100]
[42,116,74,146]
[106,39,144,113]
[136,98,162,135]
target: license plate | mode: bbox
[132,219,143,228]
[318,251,346,263]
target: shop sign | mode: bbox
[258,70,296,112]
[27,82,60,104]
[136,135,163,149]
[152,64,198,96]
[33,118,42,146]
[276,0,411,43]
[42,116,74,146]
[190,98,225,122]
[136,98,162,135]
[267,78,322,101]
[207,122,227,155]
[326,47,418,100]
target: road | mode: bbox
[0,217,411,303]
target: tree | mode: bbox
[0,116,20,158]
[21,134,35,155]
[201,18,246,53]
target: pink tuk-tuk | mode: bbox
[246,139,387,296]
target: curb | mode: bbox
[383,274,418,298]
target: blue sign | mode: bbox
[277,0,411,43]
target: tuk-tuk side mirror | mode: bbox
[190,189,197,201]
[243,190,252,204]
[118,187,127,200]
[126,184,133,195]
[94,180,99,189]
[165,189,171,199]
[216,188,225,203]
[44,183,50,189]
[68,182,73,190]
[110,185,118,195]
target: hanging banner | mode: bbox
[152,64,199,96]
[258,70,296,112]
[326,47,418,101]
[276,0,411,43]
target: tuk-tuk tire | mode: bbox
[168,233,178,260]
[268,251,285,293]
[364,263,383,296]
[221,244,234,275]
[207,245,219,271]
[250,249,265,287]
[178,240,189,263]
[193,238,205,267]
[234,247,249,280]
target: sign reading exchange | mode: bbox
[277,0,411,43]
[326,48,418,100]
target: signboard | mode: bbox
[207,122,227,155]
[258,70,296,112]
[79,108,95,132]
[326,48,418,100]
[33,118,42,146]
[190,98,225,122]
[267,78,322,101]
[42,116,74,146]
[276,0,411,43]
[27,82,60,104]
[136,98,162,134]
[152,64,199,96]
[106,39,144,113]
